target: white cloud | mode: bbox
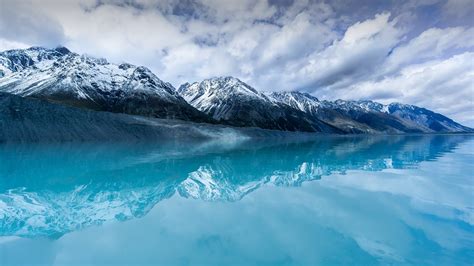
[383,27,474,74]
[259,11,334,66]
[342,13,393,44]
[343,53,474,126]
[0,39,30,51]
[0,0,473,125]
[272,12,403,91]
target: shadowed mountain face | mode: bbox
[0,47,211,122]
[0,134,471,238]
[0,92,328,143]
[0,92,218,142]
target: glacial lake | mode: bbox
[0,135,473,265]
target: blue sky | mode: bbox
[0,0,473,126]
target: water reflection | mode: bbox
[0,135,471,238]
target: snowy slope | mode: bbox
[0,47,470,134]
[0,47,210,121]
[179,76,270,120]
[269,91,322,114]
[267,91,472,133]
[385,103,471,132]
[178,77,341,133]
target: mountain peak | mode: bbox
[186,76,261,97]
[201,76,250,90]
[24,46,73,57]
[270,91,319,102]
[267,91,322,115]
[54,46,71,55]
[0,46,211,121]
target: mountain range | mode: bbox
[0,47,471,141]
[0,47,209,122]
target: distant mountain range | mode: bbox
[179,77,471,133]
[0,47,471,140]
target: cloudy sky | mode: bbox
[0,0,473,125]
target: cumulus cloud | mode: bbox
[383,27,474,74]
[343,53,474,125]
[0,0,473,125]
[290,12,403,91]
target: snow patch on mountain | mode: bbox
[178,76,272,120]
[0,47,177,100]
[0,47,208,121]
[267,91,472,133]
[268,91,322,114]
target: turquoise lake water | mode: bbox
[0,135,473,265]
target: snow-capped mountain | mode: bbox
[267,92,472,133]
[0,47,470,134]
[268,92,379,133]
[269,91,321,114]
[385,103,470,132]
[0,47,210,121]
[179,77,470,133]
[178,77,341,132]
[178,76,268,120]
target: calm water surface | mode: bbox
[0,135,473,265]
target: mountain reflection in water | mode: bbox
[0,135,471,238]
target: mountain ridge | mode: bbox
[178,76,342,133]
[179,78,472,133]
[0,46,471,135]
[0,46,212,122]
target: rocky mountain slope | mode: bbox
[0,92,322,142]
[179,79,471,133]
[0,47,210,122]
[178,77,341,132]
[0,47,471,134]
[268,92,471,133]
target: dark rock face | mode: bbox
[0,92,327,143]
[0,92,175,142]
